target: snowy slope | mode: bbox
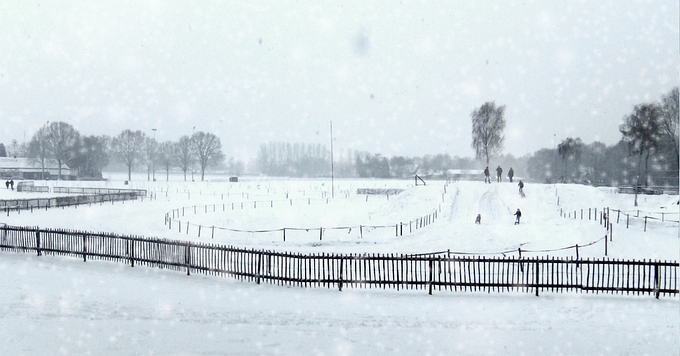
[0,175,678,355]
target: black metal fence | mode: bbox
[0,188,148,213]
[1,225,676,298]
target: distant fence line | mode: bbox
[558,206,679,234]
[164,199,440,241]
[1,225,676,298]
[0,188,148,215]
[163,183,447,242]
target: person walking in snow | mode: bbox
[514,208,522,225]
[518,180,524,195]
[483,166,491,184]
[496,166,503,182]
[507,167,514,183]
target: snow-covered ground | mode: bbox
[1,174,678,355]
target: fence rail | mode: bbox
[0,192,145,212]
[1,225,676,298]
[53,187,147,197]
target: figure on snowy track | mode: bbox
[514,208,522,225]
[496,166,503,182]
[507,167,514,183]
[484,166,491,184]
[475,214,481,224]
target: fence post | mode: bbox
[36,230,41,256]
[644,216,647,232]
[319,227,323,241]
[654,264,660,299]
[129,238,135,267]
[428,259,434,295]
[339,257,344,292]
[535,260,540,297]
[186,242,191,276]
[283,228,286,242]
[256,252,262,285]
[82,234,87,262]
[626,214,629,228]
[604,235,608,256]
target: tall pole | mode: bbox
[330,121,335,198]
[152,128,157,181]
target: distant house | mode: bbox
[0,157,73,180]
[446,169,485,181]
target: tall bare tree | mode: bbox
[157,141,175,182]
[112,130,146,181]
[74,135,110,179]
[471,102,506,165]
[174,136,194,181]
[45,121,80,180]
[557,137,584,182]
[191,131,225,181]
[659,87,679,163]
[143,136,157,181]
[620,103,662,205]
[27,124,51,179]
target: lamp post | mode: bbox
[152,128,157,181]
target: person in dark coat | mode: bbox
[483,166,491,183]
[4,180,8,189]
[496,166,503,182]
[475,214,482,224]
[507,167,514,183]
[10,179,14,190]
[514,208,522,225]
[518,180,524,194]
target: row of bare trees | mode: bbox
[23,122,225,181]
[526,87,679,195]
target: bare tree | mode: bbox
[45,121,80,180]
[471,102,506,165]
[659,87,679,163]
[111,130,146,181]
[620,103,662,205]
[74,135,110,179]
[174,136,194,181]
[27,124,51,179]
[157,141,175,181]
[191,131,225,181]
[557,137,584,182]
[143,136,157,181]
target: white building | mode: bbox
[0,157,72,180]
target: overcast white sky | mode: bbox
[1,0,677,161]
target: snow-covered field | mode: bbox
[1,174,678,355]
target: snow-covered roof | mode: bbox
[0,157,70,172]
